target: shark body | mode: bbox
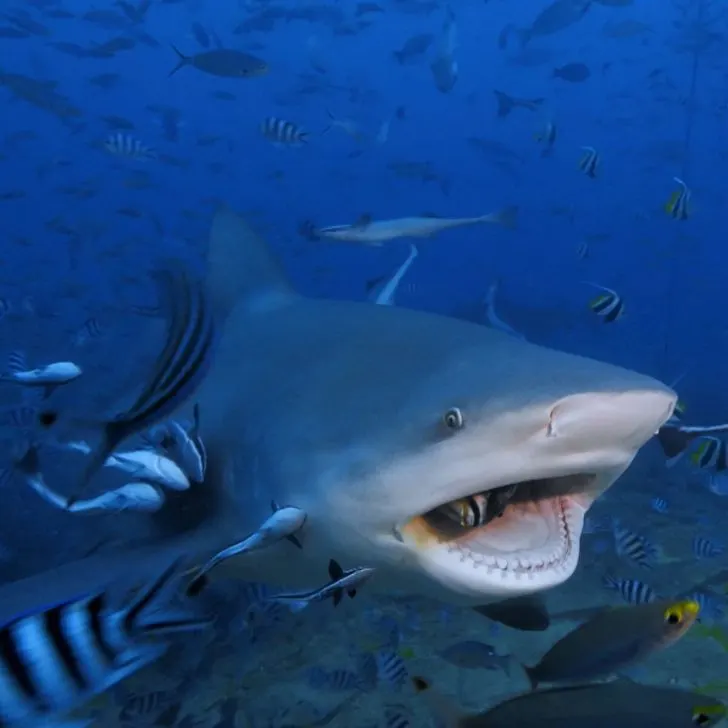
[179,207,675,604]
[1,207,676,615]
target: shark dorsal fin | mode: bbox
[207,206,295,319]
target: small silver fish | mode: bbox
[0,352,82,399]
[186,500,306,595]
[269,559,375,609]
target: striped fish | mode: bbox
[306,666,365,692]
[602,574,657,604]
[0,560,209,727]
[375,650,408,689]
[612,519,656,568]
[578,146,599,177]
[691,437,727,471]
[104,133,156,161]
[39,263,216,506]
[650,497,668,514]
[118,689,173,722]
[692,536,723,558]
[260,117,309,146]
[72,317,105,347]
[587,283,624,323]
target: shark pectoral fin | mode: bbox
[286,534,303,549]
[208,207,296,319]
[657,425,698,459]
[472,595,550,631]
[347,588,357,599]
[332,589,343,607]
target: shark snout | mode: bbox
[547,389,677,451]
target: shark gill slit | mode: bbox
[405,472,595,574]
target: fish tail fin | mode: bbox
[7,350,26,373]
[488,205,519,229]
[169,45,191,77]
[493,89,514,117]
[411,676,462,728]
[120,558,212,637]
[657,424,698,459]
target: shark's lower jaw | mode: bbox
[400,474,595,597]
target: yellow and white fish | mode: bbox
[587,283,624,323]
[665,176,692,220]
[691,437,728,471]
[579,146,599,177]
[316,207,518,245]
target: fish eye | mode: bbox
[693,711,712,726]
[443,407,464,430]
[664,607,682,625]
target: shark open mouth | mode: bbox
[402,473,596,591]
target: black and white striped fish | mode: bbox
[692,536,723,559]
[72,317,105,347]
[691,437,728,471]
[104,133,156,161]
[612,519,656,568]
[0,560,209,727]
[602,574,657,605]
[375,650,408,689]
[38,263,216,506]
[260,117,309,146]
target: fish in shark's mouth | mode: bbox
[403,473,596,584]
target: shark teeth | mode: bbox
[444,497,583,575]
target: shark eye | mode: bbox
[443,407,464,430]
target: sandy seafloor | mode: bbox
[72,449,728,728]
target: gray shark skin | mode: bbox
[0,207,676,613]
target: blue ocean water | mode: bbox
[2,0,728,726]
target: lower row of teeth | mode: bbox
[448,498,574,572]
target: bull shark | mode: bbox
[177,207,675,604]
[6,206,676,619]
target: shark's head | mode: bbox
[198,208,677,606]
[285,307,677,605]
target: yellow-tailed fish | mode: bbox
[578,146,599,177]
[522,598,699,688]
[665,177,692,220]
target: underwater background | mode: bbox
[2,0,728,725]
